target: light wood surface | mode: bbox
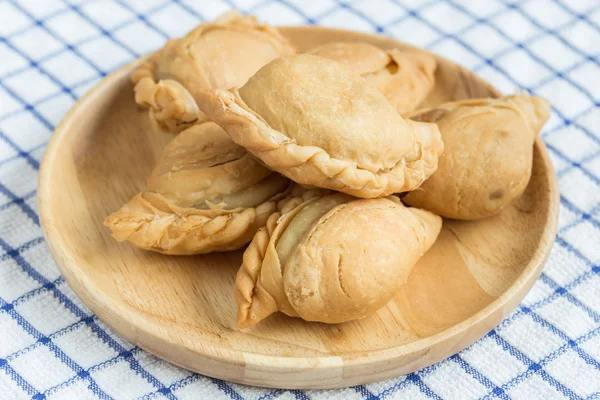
[38,27,559,389]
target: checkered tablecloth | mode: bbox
[1,0,599,399]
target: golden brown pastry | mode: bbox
[308,42,436,114]
[132,11,295,133]
[235,193,442,327]
[403,94,551,220]
[195,54,444,199]
[104,122,293,254]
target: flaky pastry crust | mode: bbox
[132,11,295,133]
[308,42,437,114]
[104,122,294,254]
[195,54,444,199]
[235,193,442,328]
[403,94,551,220]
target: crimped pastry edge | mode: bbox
[195,88,444,198]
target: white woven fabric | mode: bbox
[0,0,599,399]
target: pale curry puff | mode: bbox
[307,41,436,115]
[235,193,442,328]
[195,54,444,199]
[132,11,295,133]
[104,122,293,255]
[403,94,551,220]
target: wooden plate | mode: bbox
[38,27,558,389]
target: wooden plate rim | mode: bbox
[38,26,559,378]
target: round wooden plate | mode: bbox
[38,27,558,389]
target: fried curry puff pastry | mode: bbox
[104,122,292,254]
[132,11,295,133]
[234,193,442,327]
[404,94,551,220]
[308,42,436,114]
[196,54,444,199]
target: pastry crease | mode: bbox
[308,42,437,114]
[104,122,294,254]
[132,11,296,133]
[195,54,444,198]
[404,93,551,219]
[234,188,326,327]
[234,194,442,327]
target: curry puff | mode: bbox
[132,11,295,133]
[308,41,436,114]
[104,122,293,254]
[234,193,442,328]
[404,94,551,220]
[196,54,444,199]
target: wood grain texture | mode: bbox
[38,27,559,389]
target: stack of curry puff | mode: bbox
[105,12,551,328]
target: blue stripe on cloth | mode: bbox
[259,0,316,24]
[0,79,54,131]
[170,0,206,23]
[0,140,41,167]
[59,0,139,59]
[139,374,201,400]
[5,1,122,94]
[0,278,64,320]
[539,274,600,324]
[452,354,509,400]
[210,378,244,400]
[560,196,600,232]
[527,55,600,96]
[0,183,39,225]
[335,2,386,33]
[0,236,44,263]
[0,76,98,127]
[221,0,252,13]
[0,358,38,396]
[255,389,283,400]
[0,1,180,128]
[379,0,443,32]
[292,390,311,400]
[0,231,174,398]
[0,189,37,214]
[425,2,511,49]
[2,6,72,42]
[4,315,97,366]
[449,0,600,102]
[352,385,379,400]
[553,147,600,184]
[376,379,413,399]
[488,330,581,399]
[113,0,171,39]
[0,295,113,399]
[42,343,133,398]
[487,327,600,399]
[43,340,135,397]
[491,245,598,339]
[407,372,443,400]
[527,310,600,371]
[526,0,600,51]
[0,35,78,101]
[0,0,175,86]
[0,133,40,170]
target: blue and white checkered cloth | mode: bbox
[1,0,599,399]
